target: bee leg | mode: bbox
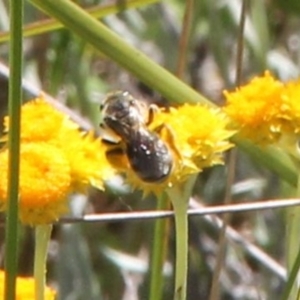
[154,124,182,160]
[101,138,120,146]
[147,104,181,159]
[105,146,129,170]
[106,146,124,155]
[146,104,159,126]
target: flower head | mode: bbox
[64,131,115,191]
[0,270,56,300]
[4,96,78,144]
[0,143,71,225]
[224,71,284,144]
[224,71,300,157]
[107,103,234,195]
[279,80,300,135]
[0,95,114,225]
[154,104,233,170]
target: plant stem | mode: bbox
[0,0,159,43]
[34,224,53,300]
[28,0,209,105]
[4,0,23,299]
[149,193,171,300]
[168,186,188,300]
[176,0,194,78]
[281,171,300,300]
[167,176,196,300]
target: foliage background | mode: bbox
[1,0,300,299]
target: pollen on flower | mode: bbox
[0,270,56,300]
[120,103,234,196]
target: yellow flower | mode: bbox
[224,71,284,144]
[64,131,116,191]
[0,96,115,224]
[154,104,233,170]
[4,96,78,144]
[109,103,234,195]
[224,71,300,156]
[0,143,71,225]
[0,270,56,300]
[279,80,300,135]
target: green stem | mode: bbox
[282,172,300,300]
[4,0,23,299]
[282,247,300,300]
[34,224,53,300]
[28,0,208,106]
[235,138,297,187]
[149,193,170,300]
[173,198,188,300]
[176,0,194,78]
[150,176,197,300]
[168,176,197,300]
[0,0,159,43]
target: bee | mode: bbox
[100,91,173,183]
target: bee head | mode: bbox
[100,91,148,128]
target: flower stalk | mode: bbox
[167,176,197,300]
[34,224,53,300]
[281,169,300,300]
[149,193,170,300]
[167,186,189,300]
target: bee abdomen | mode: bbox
[126,135,173,183]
